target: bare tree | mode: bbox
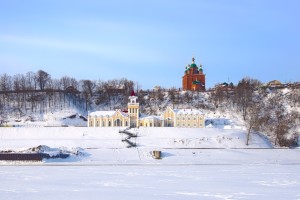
[26,71,35,90]
[80,80,95,111]
[244,101,265,145]
[183,91,193,104]
[234,77,261,120]
[263,93,299,147]
[209,86,226,108]
[35,70,51,90]
[168,87,178,108]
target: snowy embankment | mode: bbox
[1,126,297,165]
[0,127,270,150]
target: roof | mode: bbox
[89,110,128,117]
[173,109,204,115]
[131,90,136,96]
[268,80,282,86]
[192,80,202,85]
[140,115,162,120]
[184,57,203,73]
[190,63,197,68]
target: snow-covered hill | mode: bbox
[1,86,299,147]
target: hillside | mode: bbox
[1,74,300,147]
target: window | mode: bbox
[96,121,99,127]
[150,123,152,127]
[108,121,111,127]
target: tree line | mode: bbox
[0,70,135,118]
[209,77,300,147]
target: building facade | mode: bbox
[88,92,205,128]
[182,57,206,91]
[139,116,162,127]
[88,91,139,128]
[162,107,205,128]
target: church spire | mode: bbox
[131,90,136,96]
[192,56,195,64]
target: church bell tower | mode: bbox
[128,90,139,128]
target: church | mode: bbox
[88,91,139,128]
[182,57,206,91]
[88,91,205,128]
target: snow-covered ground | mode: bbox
[1,164,299,200]
[0,127,299,199]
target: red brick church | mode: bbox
[182,57,206,91]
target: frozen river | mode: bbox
[0,163,299,200]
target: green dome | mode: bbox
[190,63,197,68]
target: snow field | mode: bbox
[0,165,300,200]
[0,127,299,200]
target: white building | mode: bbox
[88,92,205,128]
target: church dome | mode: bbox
[190,63,197,68]
[190,57,197,68]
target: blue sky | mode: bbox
[0,0,299,89]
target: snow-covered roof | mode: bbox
[89,110,128,117]
[173,109,204,115]
[140,115,162,120]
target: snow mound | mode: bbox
[0,145,87,160]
